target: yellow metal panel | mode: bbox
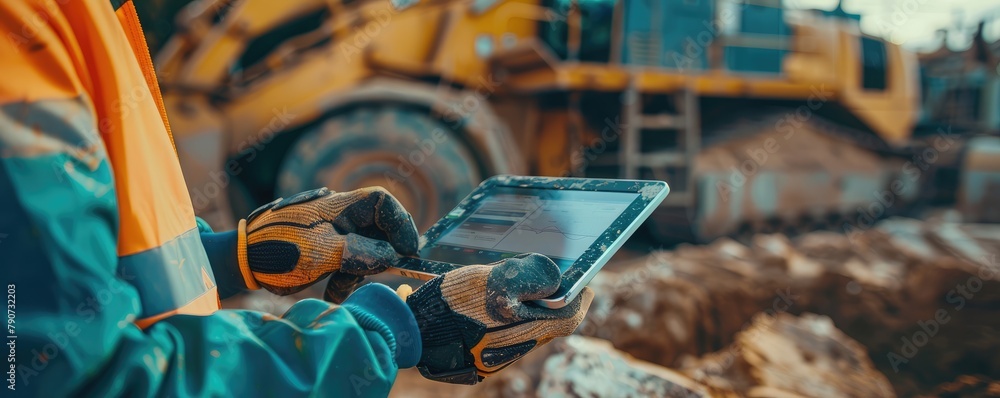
[835,30,918,145]
[429,5,495,83]
[536,111,573,175]
[363,4,444,75]
[223,49,373,147]
[783,19,840,87]
[560,65,631,90]
[178,0,329,87]
[742,80,822,99]
[690,74,745,95]
[431,1,547,88]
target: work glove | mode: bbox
[237,186,418,300]
[403,253,594,384]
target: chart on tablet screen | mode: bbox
[492,201,626,257]
[438,192,634,260]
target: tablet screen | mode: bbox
[419,187,640,272]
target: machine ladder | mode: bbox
[618,79,701,207]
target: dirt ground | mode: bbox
[224,217,1000,397]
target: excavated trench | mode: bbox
[387,217,1000,397]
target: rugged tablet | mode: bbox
[389,175,669,308]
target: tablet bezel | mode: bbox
[404,175,669,308]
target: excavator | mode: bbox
[153,0,999,242]
[916,18,1000,223]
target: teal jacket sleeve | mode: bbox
[0,93,419,398]
[196,222,250,299]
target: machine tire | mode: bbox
[278,107,481,230]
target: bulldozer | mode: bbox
[154,0,986,242]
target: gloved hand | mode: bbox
[403,253,594,384]
[237,186,417,299]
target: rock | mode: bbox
[681,313,894,398]
[580,239,793,368]
[220,218,1000,397]
[752,314,895,397]
[918,375,1000,397]
[584,218,1000,396]
[537,336,712,398]
[516,313,891,398]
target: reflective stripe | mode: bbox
[119,227,219,319]
[134,287,220,330]
[0,97,100,160]
[3,0,217,329]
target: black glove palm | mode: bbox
[405,253,593,384]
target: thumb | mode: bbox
[489,253,563,301]
[511,285,595,323]
[339,233,397,275]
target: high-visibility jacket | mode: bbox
[0,1,418,396]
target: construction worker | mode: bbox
[0,0,593,396]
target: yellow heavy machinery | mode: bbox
[157,0,947,241]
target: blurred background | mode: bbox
[135,0,1000,396]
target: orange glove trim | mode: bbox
[237,219,261,290]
